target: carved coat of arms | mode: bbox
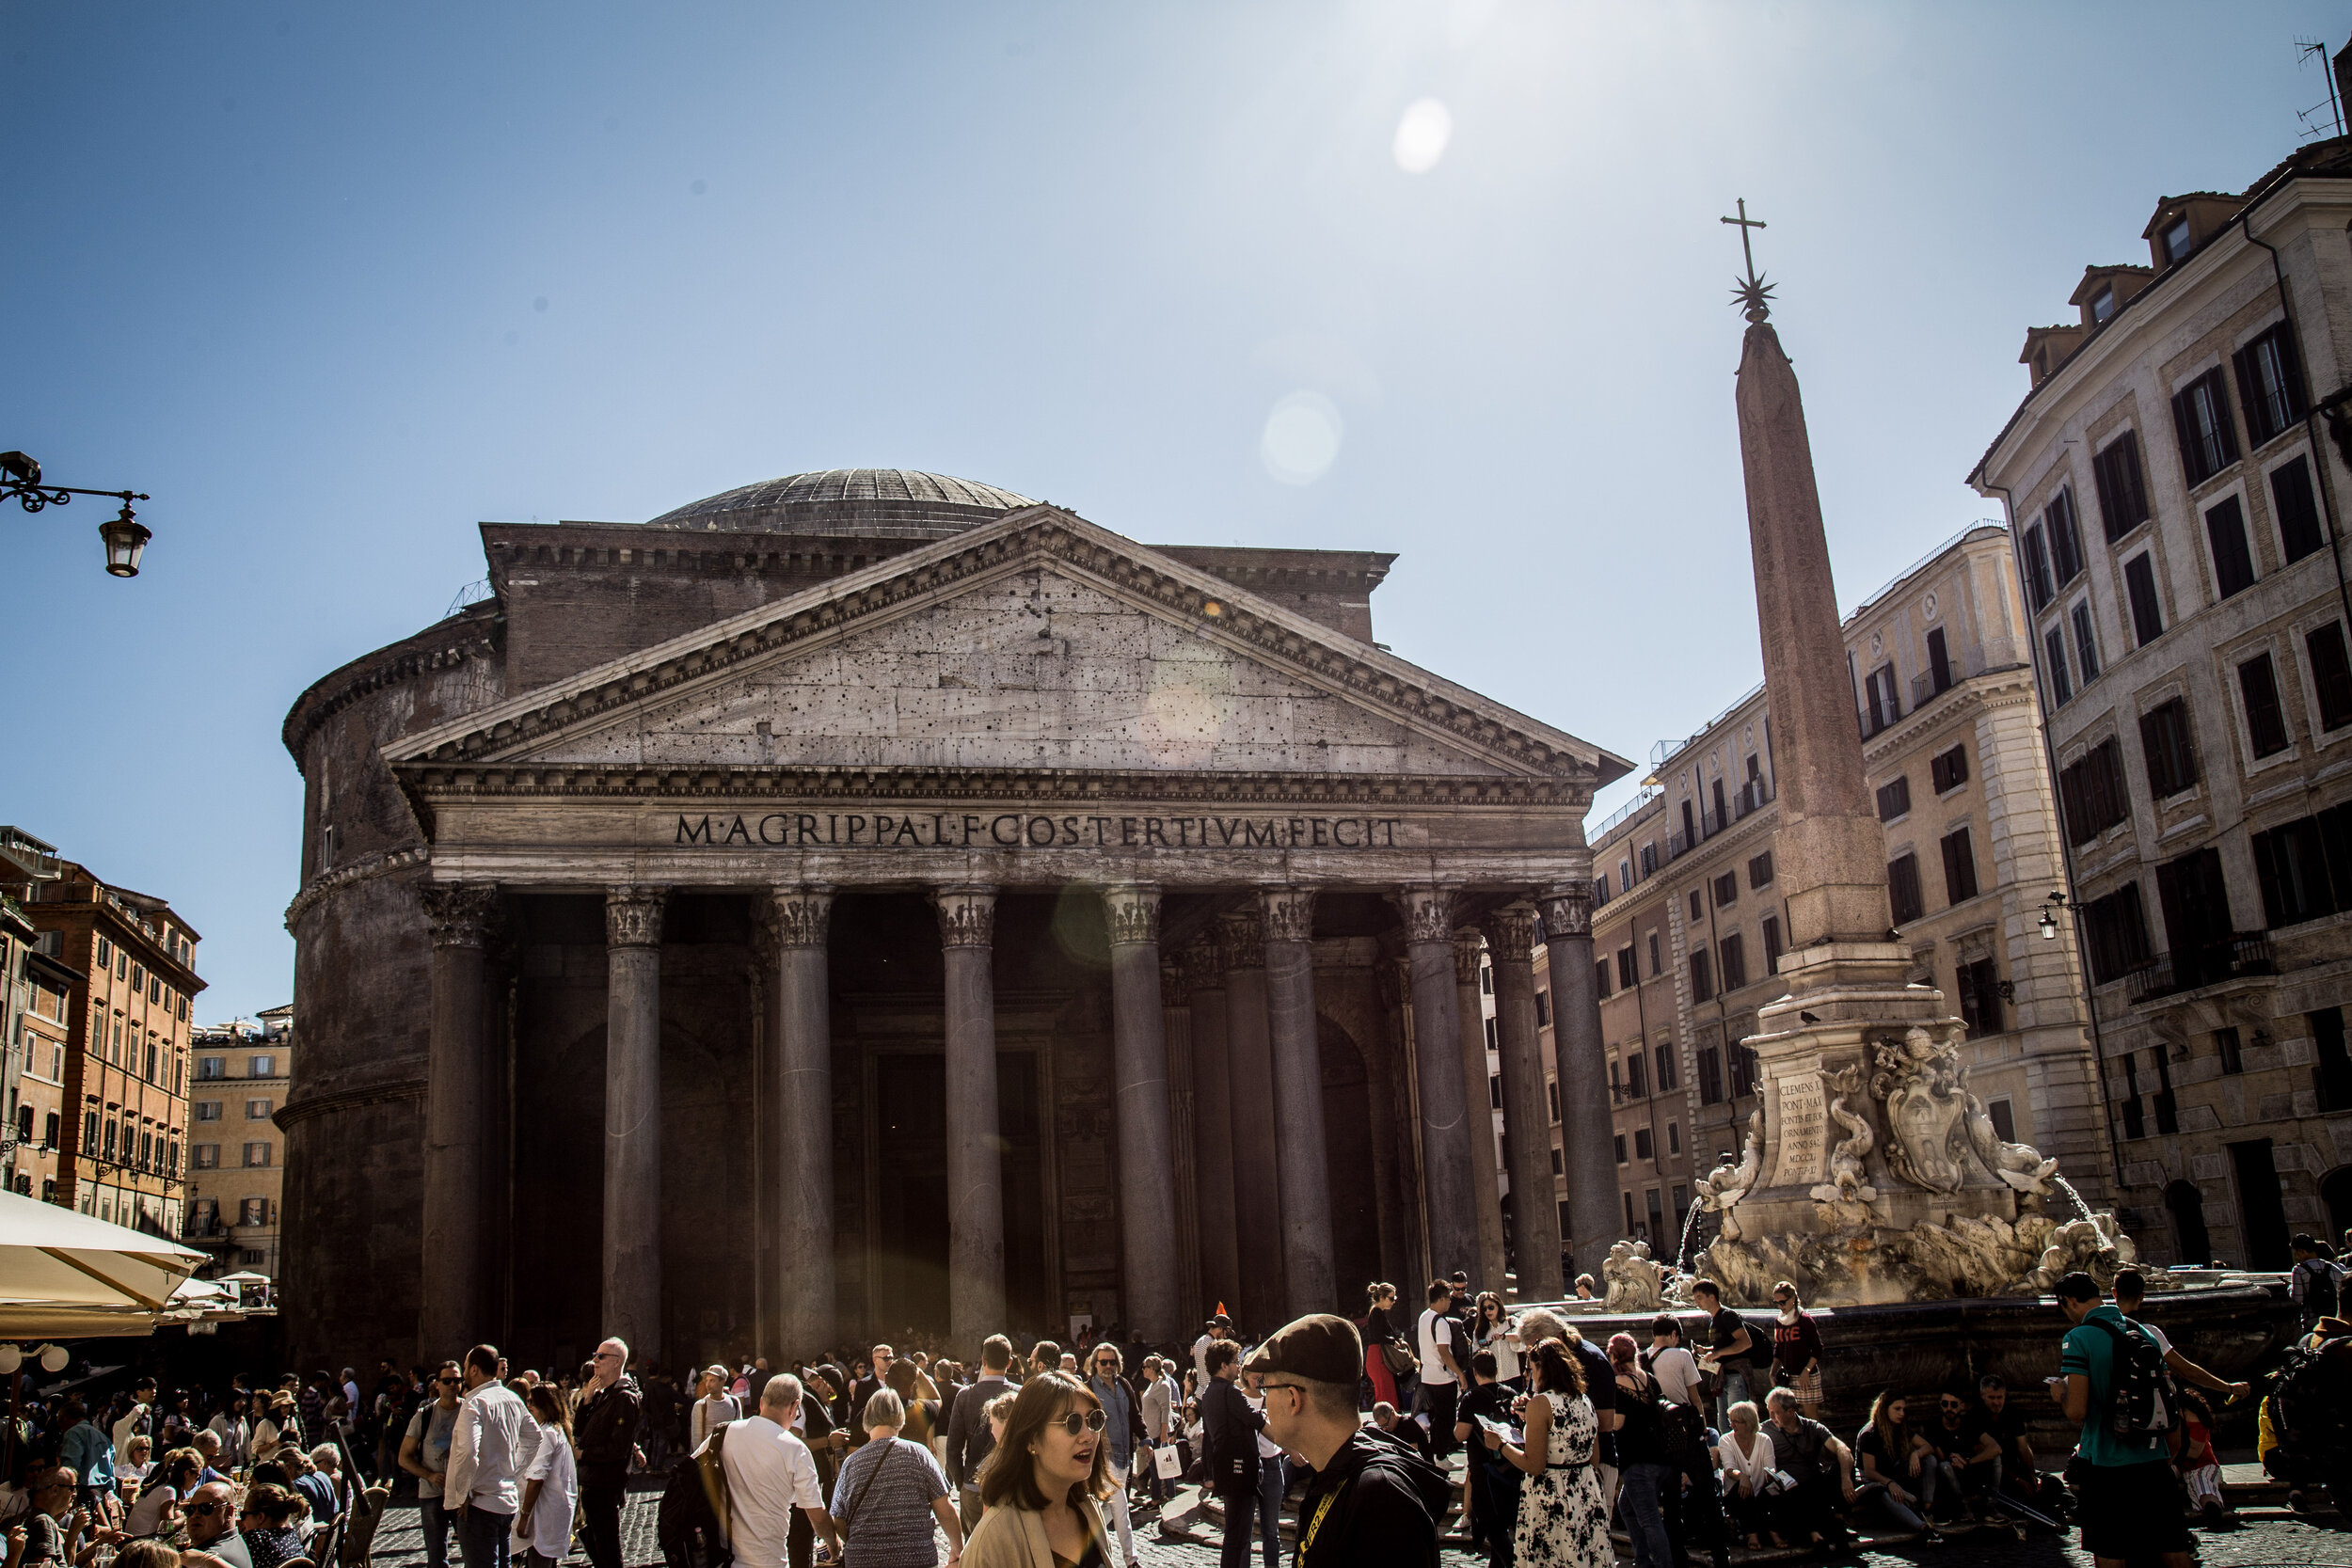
[1868,1026,1970,1193]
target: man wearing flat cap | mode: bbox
[1250,1314,1449,1568]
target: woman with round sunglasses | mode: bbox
[963,1372,1112,1568]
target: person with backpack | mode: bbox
[2110,1270,2249,1404]
[1605,1335,1674,1568]
[1251,1315,1449,1568]
[2049,1271,2192,1568]
[1689,1281,1769,1428]
[2292,1236,2346,1331]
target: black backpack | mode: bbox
[2297,1258,2344,1321]
[2269,1335,2352,1453]
[1612,1382,1675,1466]
[657,1428,733,1568]
[2086,1317,2178,1440]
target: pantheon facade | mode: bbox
[278,470,1629,1367]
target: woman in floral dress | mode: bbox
[1494,1338,1609,1568]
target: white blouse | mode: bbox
[1717,1428,1777,1490]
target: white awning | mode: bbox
[0,1188,206,1338]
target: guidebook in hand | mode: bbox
[1477,1414,1523,1445]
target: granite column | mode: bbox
[1486,903,1565,1299]
[603,885,667,1361]
[770,885,835,1356]
[1103,884,1181,1342]
[1397,886,1475,1280]
[1220,910,1284,1326]
[1184,938,1242,1318]
[418,881,499,1357]
[1539,886,1617,1276]
[1451,929,1510,1294]
[1261,886,1334,1316]
[935,886,1006,1348]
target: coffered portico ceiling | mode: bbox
[384,505,1629,889]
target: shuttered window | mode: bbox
[2059,738,2131,845]
[2047,488,2085,585]
[2273,453,2327,564]
[2233,322,2308,446]
[2082,883,2153,984]
[2044,626,2074,706]
[1719,933,1747,991]
[1888,852,1925,925]
[1931,744,1969,794]
[1941,828,1979,904]
[2020,525,2055,610]
[2124,553,2165,646]
[2205,495,2258,599]
[2171,368,2240,486]
[2073,601,2102,685]
[2139,698,2199,798]
[2309,623,2352,733]
[1876,777,1912,821]
[2092,429,2152,540]
[1690,949,1714,1003]
[2240,652,2291,757]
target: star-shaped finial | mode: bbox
[1730,275,1776,324]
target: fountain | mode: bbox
[1505,236,2300,1434]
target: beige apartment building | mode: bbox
[1559,524,2113,1264]
[187,1005,291,1278]
[1972,136,2352,1266]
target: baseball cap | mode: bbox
[1242,1314,1363,1386]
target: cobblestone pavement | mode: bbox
[358,1485,2352,1568]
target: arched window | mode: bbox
[2166,1180,2211,1267]
[2321,1166,2352,1251]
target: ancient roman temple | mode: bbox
[278,470,1629,1366]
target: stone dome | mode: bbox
[644,468,1036,540]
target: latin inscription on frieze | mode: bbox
[672,811,1406,850]
[1770,1071,1826,1188]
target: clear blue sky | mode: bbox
[4,2,2344,1019]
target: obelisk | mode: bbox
[1730,262,1895,959]
[1703,211,1966,1293]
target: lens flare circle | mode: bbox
[1260,391,1343,486]
[1392,98,1453,174]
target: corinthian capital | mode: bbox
[1452,927,1486,988]
[606,885,668,949]
[770,885,835,950]
[1484,902,1541,964]
[1391,884,1455,946]
[932,885,997,949]
[1219,910,1266,971]
[1260,886,1317,945]
[1101,883,1161,948]
[1537,884,1593,940]
[1178,935,1227,993]
[418,882,500,949]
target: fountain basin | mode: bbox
[1514,1275,2296,1452]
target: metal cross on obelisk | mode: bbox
[1721,198,1776,323]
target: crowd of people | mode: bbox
[0,1255,2290,1568]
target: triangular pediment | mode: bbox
[383,509,1624,787]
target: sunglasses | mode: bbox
[190,1502,227,1516]
[1051,1409,1109,1436]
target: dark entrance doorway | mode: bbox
[2323,1166,2352,1246]
[2165,1180,2210,1267]
[869,1051,1049,1338]
[2229,1138,2293,1270]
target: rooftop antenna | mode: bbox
[2296,37,2344,140]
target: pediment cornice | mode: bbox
[384,507,1627,785]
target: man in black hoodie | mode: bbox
[1251,1314,1447,1568]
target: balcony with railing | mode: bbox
[1733,778,1774,820]
[2126,933,2275,1004]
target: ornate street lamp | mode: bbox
[2039,890,2070,941]
[1,451,151,578]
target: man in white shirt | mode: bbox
[721,1376,840,1568]
[1646,1316,1703,1407]
[1139,1355,1179,1505]
[1415,1280,1464,1461]
[1194,1313,1231,1385]
[444,1343,527,1568]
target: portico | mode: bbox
[293,478,1628,1366]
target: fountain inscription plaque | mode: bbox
[1771,1070,1827,1187]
